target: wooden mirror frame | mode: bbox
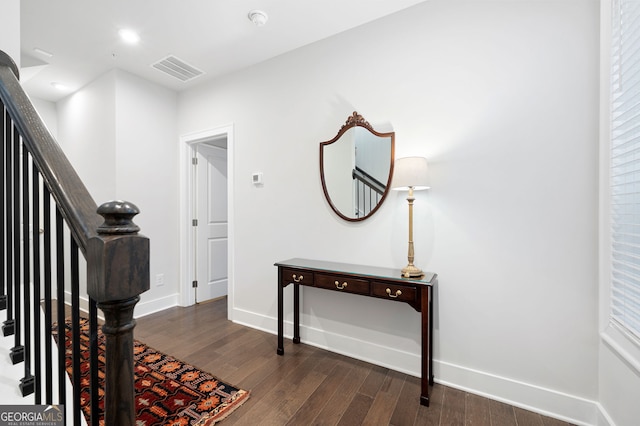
[319,112,395,222]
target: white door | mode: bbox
[194,142,228,303]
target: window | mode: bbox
[610,0,640,340]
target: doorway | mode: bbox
[180,125,234,314]
[193,140,227,303]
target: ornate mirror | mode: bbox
[320,112,395,221]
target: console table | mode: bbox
[275,258,437,406]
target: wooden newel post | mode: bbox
[87,201,150,426]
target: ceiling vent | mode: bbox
[151,55,204,82]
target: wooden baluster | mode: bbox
[87,201,149,426]
[88,299,99,426]
[2,108,13,324]
[43,186,53,404]
[55,208,66,407]
[1,107,6,312]
[70,237,81,425]
[10,124,22,363]
[32,156,42,404]
[20,142,34,396]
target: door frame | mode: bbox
[179,124,234,319]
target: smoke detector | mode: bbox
[248,10,268,27]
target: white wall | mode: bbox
[323,130,355,215]
[356,129,390,183]
[57,72,117,204]
[30,97,58,137]
[113,70,180,314]
[178,0,600,424]
[0,0,20,67]
[56,69,180,315]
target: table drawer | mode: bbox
[281,268,314,287]
[371,282,417,304]
[315,273,370,296]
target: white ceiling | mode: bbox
[20,0,427,102]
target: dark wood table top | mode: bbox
[275,258,436,286]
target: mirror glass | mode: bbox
[320,112,395,221]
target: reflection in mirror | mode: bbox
[320,112,395,221]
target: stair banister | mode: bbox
[0,50,101,251]
[0,50,150,426]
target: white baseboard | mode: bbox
[135,293,180,318]
[63,290,96,318]
[232,306,421,375]
[231,306,601,426]
[595,403,614,426]
[64,291,180,320]
[436,360,599,426]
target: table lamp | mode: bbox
[391,157,430,278]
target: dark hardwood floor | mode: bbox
[134,298,573,426]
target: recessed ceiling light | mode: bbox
[33,47,53,58]
[118,28,140,44]
[248,10,268,27]
[51,82,67,91]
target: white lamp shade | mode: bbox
[391,156,430,190]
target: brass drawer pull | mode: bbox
[386,288,402,298]
[292,274,304,283]
[335,281,348,290]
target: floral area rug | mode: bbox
[53,318,249,425]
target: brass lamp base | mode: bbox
[401,264,424,279]
[400,186,424,279]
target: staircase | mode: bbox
[0,307,83,424]
[1,50,150,425]
[352,166,386,218]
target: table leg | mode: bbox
[420,286,430,407]
[277,269,284,355]
[293,283,300,344]
[429,284,434,385]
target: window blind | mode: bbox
[611,0,640,339]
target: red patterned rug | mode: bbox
[53,318,249,425]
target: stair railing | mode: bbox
[352,166,385,218]
[0,50,149,426]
